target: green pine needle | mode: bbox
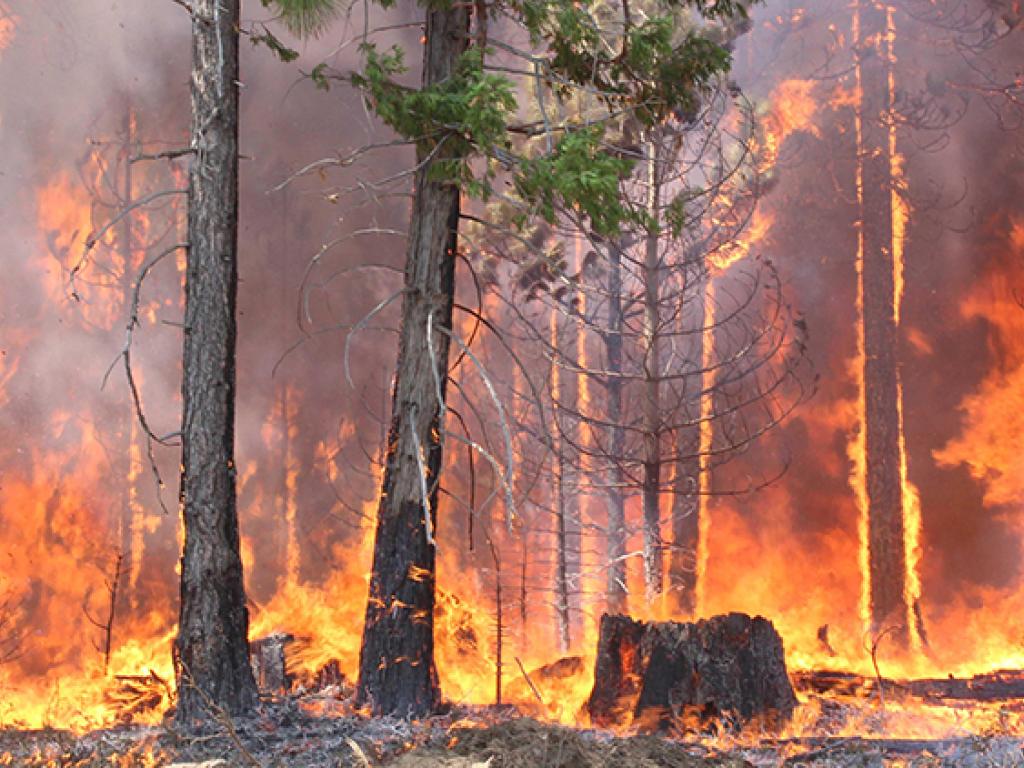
[266,0,345,38]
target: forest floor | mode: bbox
[1,702,1023,767]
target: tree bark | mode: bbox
[604,242,628,614]
[857,0,909,642]
[355,4,469,717]
[588,613,797,732]
[175,0,258,725]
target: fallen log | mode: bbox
[587,612,797,732]
[793,668,1024,703]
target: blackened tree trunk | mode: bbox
[605,242,628,614]
[857,0,909,642]
[175,0,258,725]
[355,5,469,717]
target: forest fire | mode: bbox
[1,0,1024,765]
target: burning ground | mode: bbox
[2,0,1024,762]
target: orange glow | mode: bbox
[851,0,871,636]
[758,79,820,174]
[0,5,14,52]
[935,225,1024,508]
[9,2,1024,744]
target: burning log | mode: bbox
[587,613,797,732]
[793,668,1024,703]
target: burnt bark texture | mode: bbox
[355,5,469,718]
[175,0,258,725]
[794,668,1024,702]
[588,613,797,732]
[857,0,909,642]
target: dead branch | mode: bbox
[866,625,904,712]
[84,550,125,674]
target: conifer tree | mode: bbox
[175,0,259,724]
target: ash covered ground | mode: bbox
[3,701,1023,767]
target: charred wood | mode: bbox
[354,2,469,719]
[588,613,797,732]
[793,668,1024,702]
[175,0,258,725]
[249,632,294,696]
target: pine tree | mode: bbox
[175,0,259,724]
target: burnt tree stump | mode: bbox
[587,613,797,732]
[250,633,294,695]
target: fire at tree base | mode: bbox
[587,612,798,733]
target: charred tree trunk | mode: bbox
[857,0,909,642]
[355,5,469,718]
[641,138,663,605]
[604,242,628,614]
[175,0,258,725]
